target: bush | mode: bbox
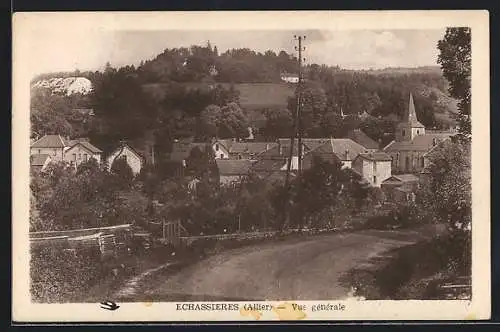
[30,246,105,303]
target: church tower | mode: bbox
[395,92,425,141]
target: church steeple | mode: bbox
[395,92,425,142]
[406,93,416,122]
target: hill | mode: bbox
[142,82,295,110]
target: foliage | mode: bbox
[31,159,136,231]
[199,102,249,139]
[418,141,471,232]
[438,28,471,140]
[280,157,371,229]
[110,156,134,184]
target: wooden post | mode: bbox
[162,220,166,243]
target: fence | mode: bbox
[29,224,133,257]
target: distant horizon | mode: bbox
[28,29,446,78]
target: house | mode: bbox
[216,159,255,186]
[30,135,102,169]
[106,143,145,176]
[30,154,52,173]
[63,139,102,168]
[381,174,420,203]
[346,129,380,151]
[280,72,299,84]
[383,93,455,173]
[251,139,345,182]
[212,139,278,160]
[352,152,392,187]
[30,135,67,162]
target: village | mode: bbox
[30,93,455,207]
[27,28,472,304]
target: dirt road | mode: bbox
[115,228,437,301]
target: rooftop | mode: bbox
[355,152,392,162]
[216,159,255,176]
[31,135,67,148]
[346,129,379,150]
[384,133,454,152]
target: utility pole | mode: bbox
[281,34,306,232]
[295,35,306,176]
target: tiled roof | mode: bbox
[67,141,102,153]
[216,159,255,176]
[30,154,50,166]
[384,133,454,152]
[278,138,331,152]
[383,174,420,184]
[31,135,66,148]
[109,143,145,161]
[228,142,278,154]
[251,158,286,173]
[347,129,379,150]
[326,139,367,161]
[355,152,392,162]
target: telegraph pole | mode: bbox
[281,35,306,232]
[295,35,306,176]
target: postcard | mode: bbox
[12,10,490,322]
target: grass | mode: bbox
[343,232,471,300]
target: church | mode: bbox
[383,93,456,174]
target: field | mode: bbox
[142,82,296,110]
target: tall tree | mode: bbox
[437,28,471,140]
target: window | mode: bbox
[373,161,377,172]
[53,149,57,156]
[420,157,425,168]
[73,153,76,161]
[84,154,88,161]
[220,154,224,159]
[38,149,41,154]
[215,144,219,151]
[78,153,81,159]
[406,156,410,171]
[373,176,377,184]
[417,130,420,134]
[402,129,406,138]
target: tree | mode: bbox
[418,140,471,274]
[199,102,249,139]
[261,108,294,140]
[37,159,128,230]
[437,28,471,140]
[110,156,134,184]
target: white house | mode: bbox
[280,72,299,84]
[30,135,67,162]
[63,140,102,168]
[106,143,145,176]
[352,152,392,187]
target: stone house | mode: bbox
[106,143,145,176]
[352,152,392,187]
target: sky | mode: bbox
[28,29,446,76]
